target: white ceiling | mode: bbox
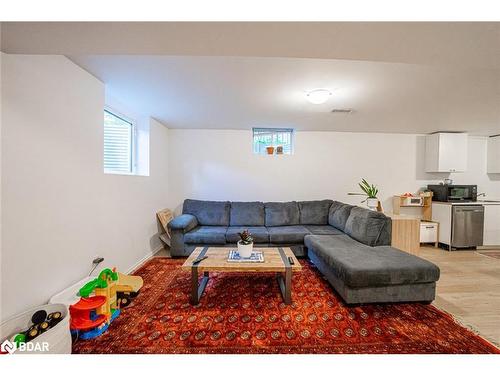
[2,22,499,69]
[2,22,500,135]
[70,55,499,135]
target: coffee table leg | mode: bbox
[277,268,292,305]
[191,268,209,305]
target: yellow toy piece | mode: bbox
[116,272,144,293]
[115,272,144,307]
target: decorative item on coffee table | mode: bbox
[348,178,380,211]
[237,229,254,258]
[228,249,264,263]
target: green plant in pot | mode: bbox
[237,229,254,258]
[348,178,380,211]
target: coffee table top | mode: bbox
[181,247,302,273]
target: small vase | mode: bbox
[237,241,253,258]
[266,146,275,155]
[366,198,379,211]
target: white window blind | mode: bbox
[252,128,294,155]
[104,109,134,174]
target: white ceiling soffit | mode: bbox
[2,22,500,69]
[69,55,500,135]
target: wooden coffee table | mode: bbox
[181,247,302,305]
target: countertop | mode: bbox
[431,200,500,206]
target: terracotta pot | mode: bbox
[266,146,275,155]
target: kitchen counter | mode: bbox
[432,200,500,206]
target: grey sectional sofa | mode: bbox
[169,199,335,257]
[168,199,440,304]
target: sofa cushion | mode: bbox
[183,199,230,226]
[344,207,392,246]
[226,226,269,243]
[184,226,228,244]
[305,234,440,288]
[304,225,344,236]
[268,225,311,244]
[264,201,300,227]
[328,201,354,231]
[298,200,333,225]
[229,202,265,226]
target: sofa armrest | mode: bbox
[168,214,198,233]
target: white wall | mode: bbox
[0,50,4,320]
[1,55,169,320]
[168,130,500,213]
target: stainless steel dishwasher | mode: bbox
[451,205,484,248]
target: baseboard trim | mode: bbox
[126,245,165,274]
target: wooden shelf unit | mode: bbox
[392,193,433,221]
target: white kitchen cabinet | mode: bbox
[425,132,468,173]
[432,203,452,246]
[487,135,500,174]
[483,205,500,246]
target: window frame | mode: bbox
[252,127,295,155]
[103,107,137,175]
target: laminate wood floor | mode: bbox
[419,246,500,346]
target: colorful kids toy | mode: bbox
[69,268,143,340]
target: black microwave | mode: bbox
[427,184,477,202]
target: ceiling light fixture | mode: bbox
[306,89,332,104]
[331,109,354,114]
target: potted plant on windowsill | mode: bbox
[237,230,254,258]
[348,178,380,211]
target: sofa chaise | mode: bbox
[168,199,440,304]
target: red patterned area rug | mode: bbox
[73,257,499,354]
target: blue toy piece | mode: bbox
[71,309,120,340]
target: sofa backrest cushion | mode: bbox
[298,200,333,225]
[264,201,300,226]
[182,199,230,226]
[230,202,265,226]
[328,201,354,231]
[344,206,392,247]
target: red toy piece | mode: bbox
[69,296,107,331]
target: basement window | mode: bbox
[103,109,135,174]
[253,128,294,155]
